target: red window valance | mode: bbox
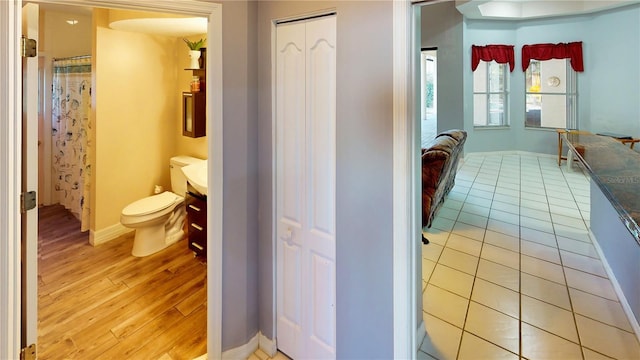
[471,44,515,72]
[521,41,584,72]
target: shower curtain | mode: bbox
[52,56,92,231]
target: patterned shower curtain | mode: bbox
[52,57,92,231]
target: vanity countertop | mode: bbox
[182,161,207,196]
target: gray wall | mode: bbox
[421,2,465,133]
[258,1,395,358]
[584,4,640,136]
[428,3,640,155]
[221,0,259,351]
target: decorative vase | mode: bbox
[189,50,201,69]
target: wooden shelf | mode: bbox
[182,66,206,138]
[185,68,205,73]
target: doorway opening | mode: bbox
[35,3,209,357]
[421,48,437,146]
[17,0,223,358]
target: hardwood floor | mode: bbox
[38,205,207,360]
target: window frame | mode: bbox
[421,50,437,121]
[524,58,578,129]
[473,60,510,128]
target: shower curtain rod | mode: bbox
[53,55,91,61]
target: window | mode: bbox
[421,49,437,142]
[525,58,577,128]
[422,51,436,119]
[473,60,509,127]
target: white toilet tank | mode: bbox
[170,155,205,197]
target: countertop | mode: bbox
[563,132,640,245]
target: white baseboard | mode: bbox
[90,223,133,246]
[466,150,521,157]
[222,332,260,360]
[589,230,640,343]
[218,332,275,359]
[465,150,555,159]
[259,332,277,357]
[416,320,426,351]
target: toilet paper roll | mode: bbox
[154,185,164,194]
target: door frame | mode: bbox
[1,2,23,357]
[392,1,420,357]
[0,1,224,358]
[22,2,40,349]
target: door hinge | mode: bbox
[21,35,37,58]
[20,344,36,360]
[21,191,37,213]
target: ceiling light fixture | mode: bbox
[66,20,78,25]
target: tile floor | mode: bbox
[420,153,640,360]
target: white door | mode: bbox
[21,2,39,354]
[276,15,336,359]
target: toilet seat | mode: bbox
[122,191,181,217]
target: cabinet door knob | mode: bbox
[280,228,293,245]
[191,223,204,231]
[188,204,201,212]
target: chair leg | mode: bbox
[422,234,430,245]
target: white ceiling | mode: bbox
[30,2,206,37]
[455,0,638,20]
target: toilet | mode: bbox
[121,155,205,257]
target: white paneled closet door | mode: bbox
[276,14,336,360]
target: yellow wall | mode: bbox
[92,9,207,233]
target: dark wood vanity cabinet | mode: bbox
[185,188,206,258]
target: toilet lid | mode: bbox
[122,191,180,217]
